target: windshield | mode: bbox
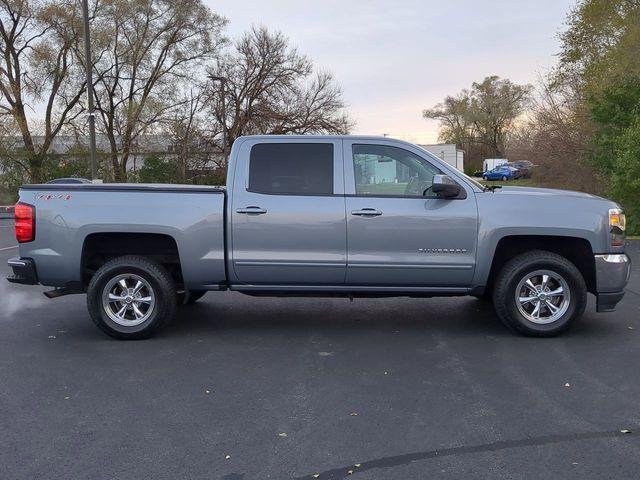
[459,171,486,190]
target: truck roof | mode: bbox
[235,135,443,154]
[238,134,405,142]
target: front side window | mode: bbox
[352,144,441,197]
[249,143,334,195]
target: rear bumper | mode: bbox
[6,257,38,285]
[595,254,631,312]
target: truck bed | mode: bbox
[17,184,227,289]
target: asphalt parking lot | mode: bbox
[1,217,639,479]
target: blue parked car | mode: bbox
[483,165,518,181]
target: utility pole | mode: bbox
[82,0,98,181]
[208,76,227,164]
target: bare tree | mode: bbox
[89,0,227,181]
[161,86,219,183]
[424,76,532,165]
[0,0,85,182]
[207,26,352,159]
[506,77,602,193]
[423,90,477,154]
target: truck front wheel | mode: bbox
[87,255,176,340]
[492,250,587,336]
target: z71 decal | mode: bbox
[36,193,72,201]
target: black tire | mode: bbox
[177,289,207,305]
[492,250,587,337]
[87,255,176,340]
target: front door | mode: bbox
[230,138,346,285]
[343,140,477,286]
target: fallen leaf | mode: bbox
[225,455,231,459]
[312,475,320,479]
[384,371,388,375]
[278,432,287,437]
[620,429,632,434]
[628,326,635,330]
[205,390,211,394]
[564,383,571,387]
[354,464,361,468]
[64,396,70,400]
[347,470,353,475]
[48,335,56,339]
[349,412,358,416]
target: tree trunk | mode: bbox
[13,104,43,183]
[27,152,45,184]
[116,150,129,182]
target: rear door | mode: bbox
[343,139,477,287]
[230,138,346,285]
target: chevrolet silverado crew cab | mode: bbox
[7,135,631,339]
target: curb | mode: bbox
[0,205,14,219]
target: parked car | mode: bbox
[8,135,630,339]
[508,161,534,179]
[482,165,518,181]
[46,177,91,184]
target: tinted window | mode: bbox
[352,144,441,197]
[249,143,334,195]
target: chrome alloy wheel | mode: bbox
[101,273,155,326]
[515,269,570,324]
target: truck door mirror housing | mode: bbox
[431,174,461,198]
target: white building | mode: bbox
[419,144,464,171]
[482,158,509,172]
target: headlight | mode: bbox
[609,208,626,247]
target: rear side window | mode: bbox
[249,143,334,195]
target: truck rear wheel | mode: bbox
[492,250,587,337]
[87,255,176,340]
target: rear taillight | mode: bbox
[14,202,35,243]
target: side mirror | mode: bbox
[430,174,461,198]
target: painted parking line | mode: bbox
[0,245,18,251]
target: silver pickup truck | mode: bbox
[7,135,631,339]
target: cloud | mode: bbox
[207,0,574,137]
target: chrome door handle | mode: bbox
[236,206,267,214]
[351,208,382,217]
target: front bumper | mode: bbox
[6,257,38,285]
[595,254,631,312]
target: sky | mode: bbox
[205,0,576,144]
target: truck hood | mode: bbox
[494,186,608,201]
